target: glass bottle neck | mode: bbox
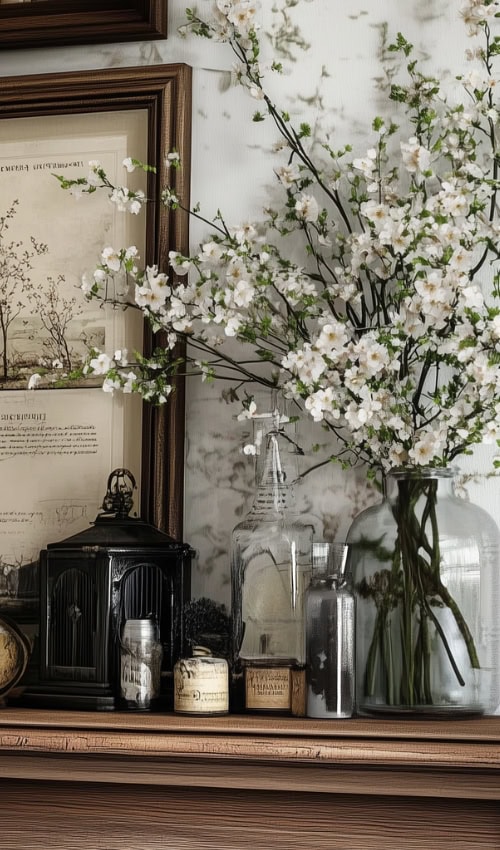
[249,430,298,516]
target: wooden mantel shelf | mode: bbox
[1,709,500,849]
[0,708,499,796]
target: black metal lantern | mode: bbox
[28,469,192,710]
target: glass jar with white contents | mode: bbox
[120,618,163,711]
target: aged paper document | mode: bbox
[0,109,147,602]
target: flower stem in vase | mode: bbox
[350,468,489,715]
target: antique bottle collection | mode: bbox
[1,447,362,718]
[17,462,500,721]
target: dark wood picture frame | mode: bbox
[0,64,191,540]
[0,0,168,50]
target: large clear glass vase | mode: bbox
[346,468,500,716]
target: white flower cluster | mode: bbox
[62,159,146,215]
[54,1,500,474]
[461,0,500,34]
[212,0,261,41]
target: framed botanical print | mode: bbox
[0,63,191,613]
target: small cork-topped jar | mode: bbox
[173,646,229,716]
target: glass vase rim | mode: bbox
[385,465,457,481]
[251,410,290,423]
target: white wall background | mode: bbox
[1,0,498,609]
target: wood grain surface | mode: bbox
[0,710,499,849]
[0,781,499,850]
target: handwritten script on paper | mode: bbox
[0,389,141,603]
[0,422,98,458]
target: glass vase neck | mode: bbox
[387,466,455,480]
[384,466,456,501]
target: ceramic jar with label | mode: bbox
[174,646,229,715]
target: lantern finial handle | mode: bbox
[100,468,136,519]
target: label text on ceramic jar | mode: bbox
[174,656,229,715]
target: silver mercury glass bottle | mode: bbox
[305,542,355,718]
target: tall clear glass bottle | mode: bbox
[231,406,313,713]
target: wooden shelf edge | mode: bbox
[0,708,499,801]
[2,707,500,741]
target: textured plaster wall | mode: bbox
[0,1,497,607]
